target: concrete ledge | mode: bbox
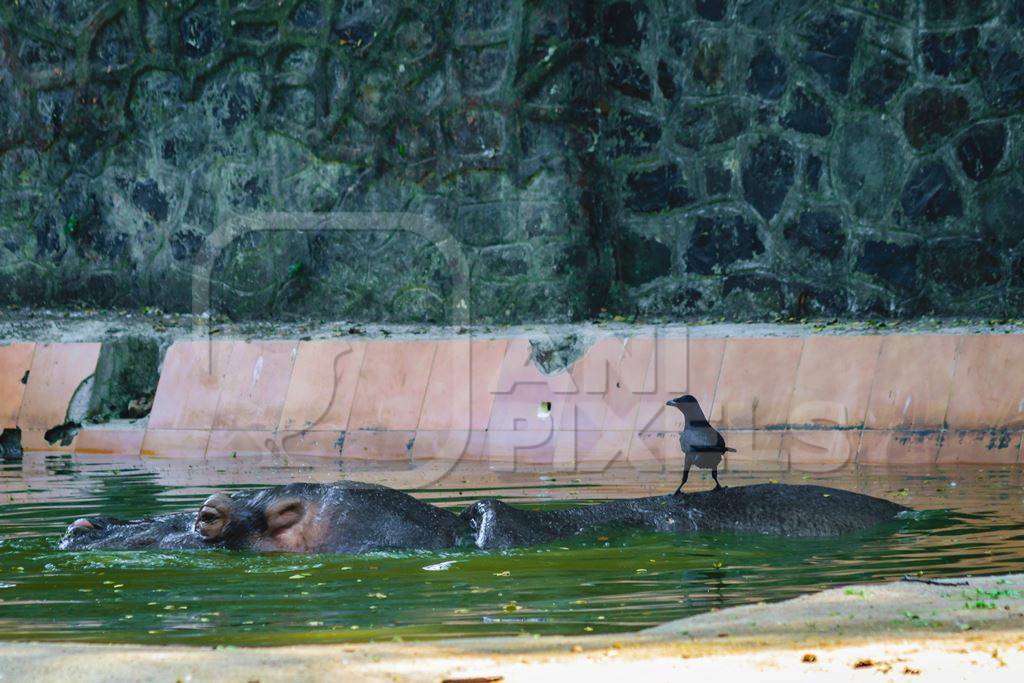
[3,329,1023,465]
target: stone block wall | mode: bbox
[1,1,1022,323]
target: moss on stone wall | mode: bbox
[1,1,1022,323]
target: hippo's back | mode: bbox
[672,484,908,536]
[317,482,469,552]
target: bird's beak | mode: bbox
[665,399,676,407]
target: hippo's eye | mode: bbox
[195,493,234,541]
[195,505,228,540]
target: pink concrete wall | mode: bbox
[2,333,1023,466]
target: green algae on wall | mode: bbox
[0,1,1022,323]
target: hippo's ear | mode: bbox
[265,499,304,536]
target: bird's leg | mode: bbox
[674,463,691,496]
[711,468,723,491]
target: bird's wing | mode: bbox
[682,425,724,452]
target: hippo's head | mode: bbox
[59,485,326,552]
[194,487,325,552]
[58,511,206,551]
[58,481,466,554]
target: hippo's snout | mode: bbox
[59,518,102,549]
[63,516,108,539]
[58,510,209,551]
[59,516,119,548]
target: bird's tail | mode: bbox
[724,447,737,452]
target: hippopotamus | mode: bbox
[60,481,465,553]
[58,481,909,553]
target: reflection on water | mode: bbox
[0,453,1021,645]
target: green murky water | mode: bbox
[0,455,1022,646]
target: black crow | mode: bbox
[666,394,735,494]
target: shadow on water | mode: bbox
[0,455,1021,646]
